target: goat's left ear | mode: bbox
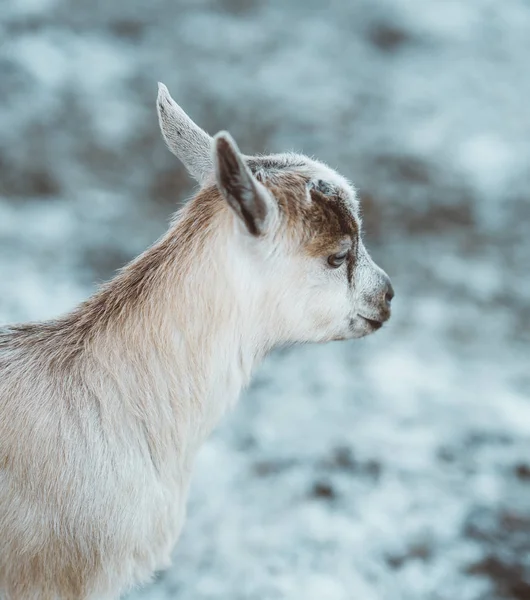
[213,131,276,237]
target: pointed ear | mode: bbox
[213,132,276,237]
[157,82,213,185]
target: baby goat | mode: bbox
[0,83,393,599]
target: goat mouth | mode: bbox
[357,315,384,330]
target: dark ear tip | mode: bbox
[214,135,230,151]
[214,131,240,154]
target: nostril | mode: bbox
[385,283,395,305]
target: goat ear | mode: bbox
[213,132,275,237]
[157,82,213,185]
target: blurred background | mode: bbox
[1,0,529,598]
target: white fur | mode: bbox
[0,84,392,599]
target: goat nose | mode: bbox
[384,280,394,307]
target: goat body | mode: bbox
[0,84,393,599]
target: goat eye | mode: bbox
[327,250,348,268]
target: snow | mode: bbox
[1,0,529,598]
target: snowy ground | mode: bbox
[1,0,529,598]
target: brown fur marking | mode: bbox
[264,173,358,259]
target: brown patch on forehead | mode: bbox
[305,189,358,256]
[264,173,358,256]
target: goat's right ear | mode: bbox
[213,132,276,237]
[157,82,213,185]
